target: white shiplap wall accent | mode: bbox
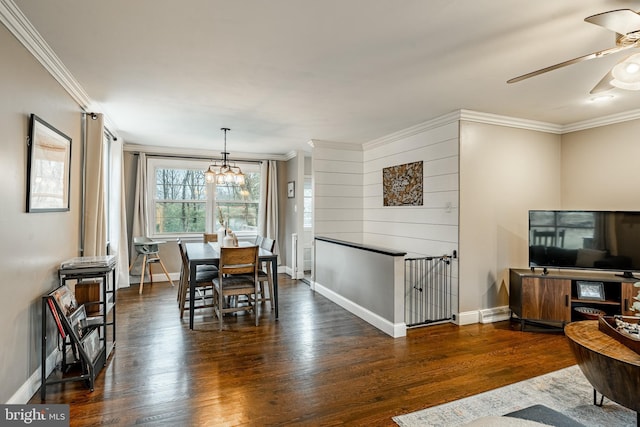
[311,140,364,243]
[362,121,459,258]
[362,120,460,320]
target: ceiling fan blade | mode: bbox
[585,9,640,35]
[507,45,632,84]
[590,70,615,94]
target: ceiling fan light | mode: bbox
[626,62,640,74]
[611,53,640,87]
[610,78,640,90]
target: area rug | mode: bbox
[393,365,635,427]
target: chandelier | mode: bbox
[204,127,245,186]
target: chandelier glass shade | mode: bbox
[204,128,245,186]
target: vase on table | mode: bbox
[223,234,234,248]
[217,226,226,246]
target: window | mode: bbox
[303,177,312,228]
[154,164,207,234]
[215,172,260,233]
[147,157,260,237]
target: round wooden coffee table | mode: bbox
[564,320,640,426]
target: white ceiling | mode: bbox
[10,0,640,156]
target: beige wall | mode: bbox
[0,25,83,402]
[561,119,640,210]
[459,121,561,313]
[282,156,297,270]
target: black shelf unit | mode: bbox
[40,256,116,400]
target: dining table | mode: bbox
[184,241,278,329]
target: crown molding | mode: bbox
[282,150,298,161]
[5,0,640,154]
[561,108,640,133]
[0,0,91,109]
[458,109,564,134]
[364,111,463,149]
[309,139,363,151]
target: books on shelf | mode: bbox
[42,277,113,398]
[81,328,102,363]
[46,298,65,339]
[51,284,78,317]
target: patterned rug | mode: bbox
[393,365,636,427]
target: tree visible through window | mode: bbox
[215,171,260,232]
[155,168,207,233]
[148,158,260,236]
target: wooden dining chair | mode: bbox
[177,239,217,319]
[255,237,276,309]
[203,233,218,243]
[200,233,220,272]
[212,245,260,330]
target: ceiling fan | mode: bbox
[507,9,640,94]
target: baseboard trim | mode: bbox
[457,311,479,325]
[9,348,60,404]
[283,266,303,279]
[129,271,180,285]
[313,281,406,338]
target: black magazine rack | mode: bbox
[40,255,116,400]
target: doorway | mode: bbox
[303,176,312,283]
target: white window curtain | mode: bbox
[83,113,130,288]
[259,160,280,260]
[130,152,148,261]
[83,113,107,256]
[110,138,130,289]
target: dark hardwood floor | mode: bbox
[34,275,577,426]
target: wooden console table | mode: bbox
[564,321,640,426]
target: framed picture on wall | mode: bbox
[287,181,295,198]
[26,114,72,212]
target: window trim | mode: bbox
[147,157,210,238]
[146,157,261,239]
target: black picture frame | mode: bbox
[576,281,605,301]
[26,114,72,212]
[287,181,295,198]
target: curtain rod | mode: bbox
[104,127,117,141]
[142,152,263,164]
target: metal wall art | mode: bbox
[383,161,423,206]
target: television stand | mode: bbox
[616,271,638,280]
[509,269,638,332]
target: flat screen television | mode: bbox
[529,210,640,277]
